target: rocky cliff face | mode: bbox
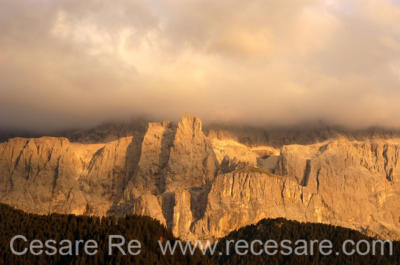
[1,114,400,242]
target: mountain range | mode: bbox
[1,114,399,242]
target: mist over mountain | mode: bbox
[2,1,400,264]
[2,117,400,148]
[1,0,400,131]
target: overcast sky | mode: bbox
[1,0,400,131]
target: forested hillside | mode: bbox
[0,203,207,265]
[1,203,399,265]
[213,218,400,265]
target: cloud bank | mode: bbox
[1,0,400,130]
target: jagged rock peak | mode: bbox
[177,113,202,136]
[164,113,218,190]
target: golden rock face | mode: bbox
[1,115,400,242]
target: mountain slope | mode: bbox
[212,218,399,265]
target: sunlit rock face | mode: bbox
[1,114,400,242]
